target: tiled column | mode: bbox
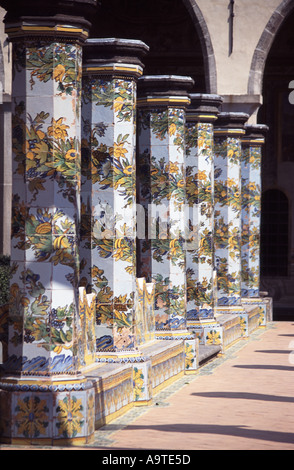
[241,125,268,298]
[185,94,222,330]
[240,124,269,327]
[81,39,149,361]
[214,112,249,313]
[136,75,198,373]
[137,75,193,333]
[0,0,98,446]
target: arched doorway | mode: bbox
[260,189,289,277]
[248,0,294,96]
[257,4,294,319]
[90,0,210,93]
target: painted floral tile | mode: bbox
[12,392,53,441]
[241,145,262,297]
[214,136,243,306]
[185,122,215,320]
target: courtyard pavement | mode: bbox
[1,321,294,451]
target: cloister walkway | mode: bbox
[92,321,294,451]
[1,321,294,451]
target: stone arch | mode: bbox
[181,0,217,93]
[248,0,294,95]
[91,0,216,93]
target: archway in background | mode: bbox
[90,0,213,93]
[258,3,294,319]
[248,0,294,96]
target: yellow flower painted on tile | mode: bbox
[15,396,49,439]
[206,329,221,345]
[165,162,179,174]
[168,122,177,136]
[48,117,69,141]
[133,367,145,401]
[123,165,134,175]
[197,170,207,181]
[56,395,84,438]
[112,142,128,159]
[113,96,124,113]
[227,178,237,188]
[177,179,185,188]
[248,182,257,191]
[185,343,195,369]
[53,64,66,82]
[65,149,78,161]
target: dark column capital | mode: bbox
[0,0,98,41]
[137,75,194,108]
[241,124,269,147]
[186,93,223,123]
[83,38,150,78]
[245,124,269,138]
[214,112,249,137]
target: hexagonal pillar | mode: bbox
[241,125,268,298]
[214,112,249,313]
[136,75,198,373]
[80,38,149,360]
[185,93,222,329]
[137,75,193,333]
[240,124,270,328]
[0,0,98,446]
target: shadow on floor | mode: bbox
[190,391,294,403]
[108,423,294,445]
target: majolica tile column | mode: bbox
[214,112,249,312]
[81,39,149,359]
[185,94,222,327]
[137,75,196,341]
[241,125,268,298]
[240,124,269,328]
[0,0,98,446]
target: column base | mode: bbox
[95,349,153,406]
[187,318,221,346]
[95,348,145,364]
[241,295,273,326]
[215,304,246,315]
[154,329,199,373]
[0,374,95,446]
